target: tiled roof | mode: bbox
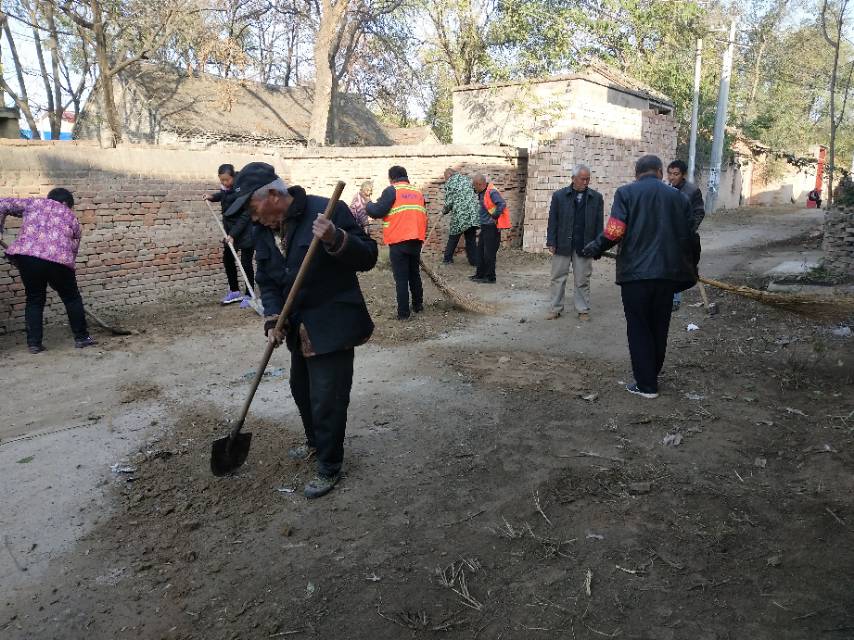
[113,63,392,145]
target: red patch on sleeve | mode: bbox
[604,217,626,241]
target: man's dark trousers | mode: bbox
[620,280,678,393]
[289,347,354,477]
[444,226,478,265]
[475,224,500,281]
[389,239,424,318]
[16,254,88,346]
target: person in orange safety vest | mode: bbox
[471,174,510,283]
[366,165,428,319]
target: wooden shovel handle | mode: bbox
[231,181,346,437]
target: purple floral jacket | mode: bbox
[349,192,371,228]
[0,198,82,270]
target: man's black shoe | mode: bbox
[413,304,424,313]
[479,278,496,284]
[304,472,341,499]
[469,275,485,282]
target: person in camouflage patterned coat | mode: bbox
[441,168,480,265]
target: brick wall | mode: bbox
[522,111,678,252]
[823,207,854,276]
[0,140,526,334]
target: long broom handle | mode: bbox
[604,249,715,289]
[205,199,258,301]
[230,181,346,439]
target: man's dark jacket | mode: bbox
[589,175,697,289]
[546,187,605,255]
[209,186,253,250]
[675,180,705,233]
[254,186,378,356]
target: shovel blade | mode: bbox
[248,298,265,317]
[210,432,253,476]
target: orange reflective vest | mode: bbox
[383,182,427,244]
[484,183,511,230]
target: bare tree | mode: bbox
[0,9,42,136]
[307,0,401,145]
[55,0,200,146]
[821,0,853,203]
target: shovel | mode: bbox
[0,239,133,335]
[210,180,346,476]
[205,199,265,317]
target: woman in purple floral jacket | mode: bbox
[0,188,96,353]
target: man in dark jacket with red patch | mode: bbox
[582,155,697,399]
[225,162,378,498]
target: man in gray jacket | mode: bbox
[545,164,604,320]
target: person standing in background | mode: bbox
[441,168,480,266]
[471,174,510,284]
[349,180,373,230]
[666,160,705,312]
[545,164,604,321]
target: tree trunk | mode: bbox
[45,1,65,139]
[828,19,842,204]
[1,18,41,138]
[308,0,349,145]
[91,0,123,145]
[308,15,336,144]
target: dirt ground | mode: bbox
[2,206,853,640]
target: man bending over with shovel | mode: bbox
[225,163,378,498]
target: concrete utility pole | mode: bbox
[687,38,703,183]
[705,20,737,214]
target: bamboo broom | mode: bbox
[419,217,496,314]
[603,251,854,319]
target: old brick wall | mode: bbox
[0,140,526,334]
[823,207,854,275]
[522,111,678,252]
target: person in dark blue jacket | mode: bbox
[224,162,378,499]
[205,164,255,308]
[667,159,706,312]
[582,155,697,399]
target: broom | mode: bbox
[602,251,854,319]
[419,217,495,314]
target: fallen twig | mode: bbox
[825,507,846,526]
[440,510,485,528]
[560,450,626,463]
[533,489,552,526]
[584,623,621,637]
[585,569,593,597]
[3,536,24,572]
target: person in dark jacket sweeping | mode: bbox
[205,164,256,308]
[225,162,378,498]
[582,155,697,399]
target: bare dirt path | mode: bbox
[2,206,851,640]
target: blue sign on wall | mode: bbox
[20,129,73,140]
